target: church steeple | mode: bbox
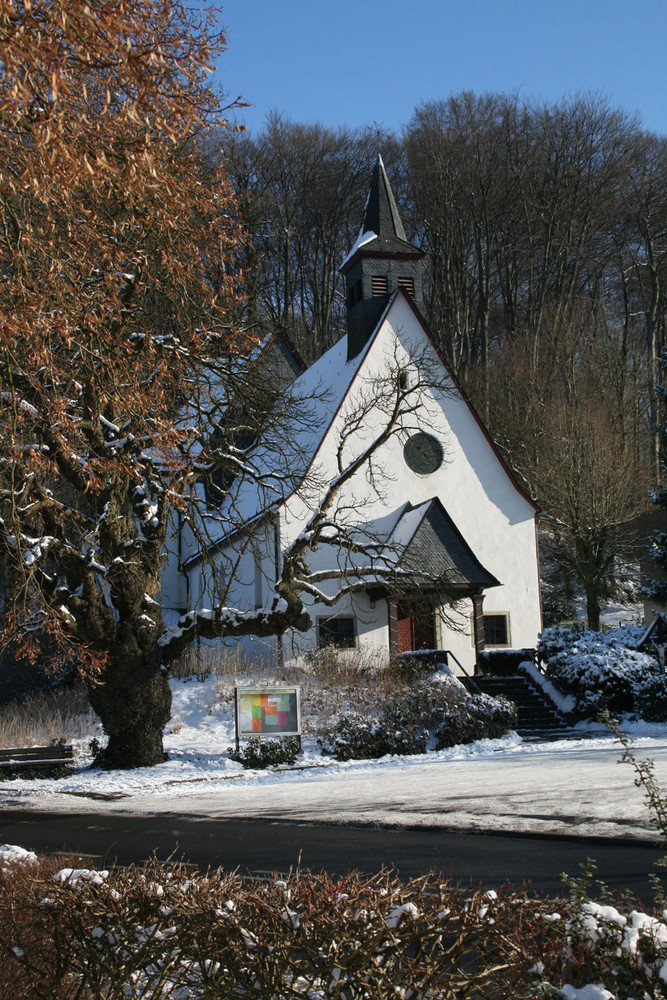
[342,155,424,361]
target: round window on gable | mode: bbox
[403,432,443,475]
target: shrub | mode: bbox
[382,679,471,731]
[635,674,667,722]
[538,626,666,718]
[0,852,545,999]
[318,713,429,761]
[227,737,302,769]
[11,845,667,1000]
[318,680,467,762]
[541,589,579,628]
[320,680,517,761]
[527,861,667,999]
[435,693,518,749]
[397,649,449,681]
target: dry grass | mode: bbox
[0,682,99,748]
[175,643,415,735]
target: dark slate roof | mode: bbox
[357,155,423,257]
[398,498,500,592]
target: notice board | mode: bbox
[235,686,301,739]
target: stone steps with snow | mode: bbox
[466,674,572,736]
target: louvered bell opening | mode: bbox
[397,276,415,298]
[371,275,388,297]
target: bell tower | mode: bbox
[342,155,425,361]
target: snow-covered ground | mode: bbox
[1,674,666,843]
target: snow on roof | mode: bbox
[340,229,377,270]
[385,500,431,551]
[202,328,377,546]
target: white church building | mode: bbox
[161,157,542,674]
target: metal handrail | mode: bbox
[442,650,484,696]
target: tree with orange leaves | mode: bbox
[0,4,466,770]
[0,1,314,767]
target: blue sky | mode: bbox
[212,0,667,137]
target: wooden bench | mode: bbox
[0,744,74,772]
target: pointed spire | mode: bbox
[342,154,423,272]
[359,154,414,253]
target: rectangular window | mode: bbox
[483,613,510,647]
[397,276,415,298]
[348,278,362,308]
[371,275,388,297]
[318,616,356,649]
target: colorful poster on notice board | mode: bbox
[235,686,301,737]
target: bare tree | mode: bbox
[538,398,649,630]
[612,133,667,481]
[404,94,642,418]
[489,315,651,629]
[405,92,511,413]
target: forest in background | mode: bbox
[215,92,667,627]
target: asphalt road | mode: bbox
[0,809,664,898]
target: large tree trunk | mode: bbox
[88,641,171,769]
[585,588,601,632]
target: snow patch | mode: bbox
[0,844,37,867]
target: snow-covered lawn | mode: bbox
[0,674,666,843]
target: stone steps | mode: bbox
[465,673,571,735]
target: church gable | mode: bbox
[294,290,535,535]
[396,498,500,593]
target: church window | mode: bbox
[403,432,443,475]
[318,616,356,649]
[483,613,510,647]
[371,275,388,297]
[398,276,415,297]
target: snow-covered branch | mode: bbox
[158,595,311,663]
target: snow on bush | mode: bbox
[0,854,554,998]
[319,681,517,761]
[529,867,667,999]
[0,845,36,869]
[318,712,429,761]
[435,692,518,749]
[227,736,302,769]
[4,848,667,999]
[538,626,667,719]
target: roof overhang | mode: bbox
[379,497,501,598]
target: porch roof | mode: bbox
[392,498,500,592]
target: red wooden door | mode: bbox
[396,604,415,654]
[396,601,435,653]
[413,608,436,651]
